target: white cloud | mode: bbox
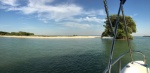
[99,9,106,15]
[0,0,105,24]
[131,13,138,17]
[73,16,105,23]
[5,0,83,22]
[83,17,104,23]
[0,0,18,6]
[64,22,92,29]
[28,0,54,6]
[64,16,105,24]
[83,9,106,16]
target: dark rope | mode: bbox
[103,0,134,73]
[103,0,115,36]
[120,1,134,63]
[120,0,126,4]
[107,1,122,73]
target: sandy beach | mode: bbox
[0,35,101,39]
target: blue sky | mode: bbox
[0,0,150,36]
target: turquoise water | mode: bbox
[0,37,150,73]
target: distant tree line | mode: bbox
[0,31,34,36]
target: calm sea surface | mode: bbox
[0,37,150,73]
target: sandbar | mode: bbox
[0,35,101,39]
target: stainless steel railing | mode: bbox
[103,50,146,73]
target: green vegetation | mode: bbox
[73,35,78,36]
[0,31,34,36]
[101,15,136,39]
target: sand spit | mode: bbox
[0,35,101,39]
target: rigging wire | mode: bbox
[103,0,134,73]
[107,1,122,73]
[103,0,115,36]
[120,1,134,63]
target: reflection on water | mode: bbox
[0,37,150,73]
[102,39,136,73]
[0,54,103,73]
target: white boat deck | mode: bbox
[121,61,150,73]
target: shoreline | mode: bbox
[0,35,101,39]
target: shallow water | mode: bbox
[0,37,149,73]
